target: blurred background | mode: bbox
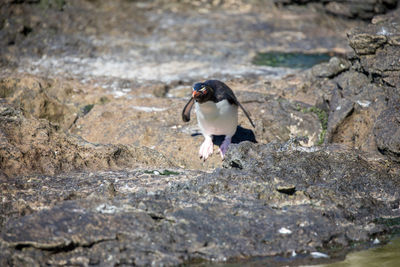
[1,0,374,87]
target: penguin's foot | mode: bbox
[219,136,232,159]
[199,136,213,160]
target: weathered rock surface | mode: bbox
[0,74,101,130]
[374,108,400,162]
[253,95,324,146]
[0,142,399,266]
[267,9,400,161]
[328,11,400,159]
[0,102,173,177]
[311,56,351,78]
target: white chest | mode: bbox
[195,100,238,136]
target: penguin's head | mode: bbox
[192,82,213,103]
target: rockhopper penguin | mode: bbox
[182,80,255,160]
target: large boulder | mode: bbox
[374,107,400,162]
[0,75,82,130]
[301,10,400,161]
[0,102,173,177]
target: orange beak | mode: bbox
[192,90,201,98]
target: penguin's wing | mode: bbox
[235,99,255,128]
[182,97,195,122]
[224,90,255,128]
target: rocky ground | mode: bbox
[1,0,400,266]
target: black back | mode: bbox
[203,80,237,104]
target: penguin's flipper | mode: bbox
[237,101,255,128]
[182,97,195,122]
[223,90,255,128]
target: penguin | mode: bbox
[182,80,255,160]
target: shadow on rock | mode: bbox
[212,126,257,147]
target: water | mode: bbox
[252,52,332,69]
[200,236,400,266]
[319,236,400,267]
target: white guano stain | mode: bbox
[96,203,119,214]
[356,100,371,108]
[278,227,292,234]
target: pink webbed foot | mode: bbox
[199,136,213,160]
[219,136,232,159]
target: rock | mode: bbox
[0,75,101,130]
[348,15,400,55]
[152,83,169,97]
[326,93,354,142]
[312,9,400,160]
[311,57,351,78]
[0,141,398,265]
[0,102,173,177]
[274,0,398,19]
[359,45,400,76]
[255,96,324,147]
[334,70,371,97]
[348,12,400,108]
[374,108,400,162]
[324,1,397,20]
[348,32,387,55]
